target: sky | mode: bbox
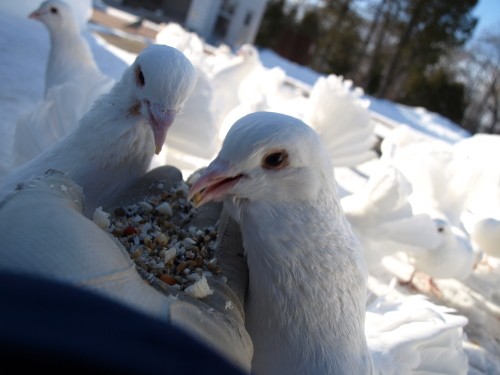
[472,0,500,37]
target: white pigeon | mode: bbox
[217,65,289,146]
[11,0,115,167]
[1,44,196,216]
[303,74,378,167]
[341,165,441,268]
[155,22,206,68]
[29,0,108,93]
[188,111,468,375]
[405,213,478,292]
[226,73,378,168]
[381,138,480,290]
[203,43,235,76]
[209,44,261,131]
[217,66,377,169]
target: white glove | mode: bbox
[0,168,252,372]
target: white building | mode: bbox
[117,0,268,49]
[185,0,268,49]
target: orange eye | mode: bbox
[262,150,288,170]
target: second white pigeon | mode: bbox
[1,44,196,216]
[10,0,115,168]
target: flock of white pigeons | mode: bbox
[0,1,499,374]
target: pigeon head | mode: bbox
[124,45,196,154]
[189,112,334,208]
[29,0,77,33]
[433,217,473,254]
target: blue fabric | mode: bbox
[0,271,245,375]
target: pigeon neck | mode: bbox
[45,28,97,94]
[67,90,153,216]
[78,83,150,150]
[240,198,373,375]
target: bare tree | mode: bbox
[351,0,392,84]
[376,0,428,97]
[461,26,500,134]
[372,0,477,100]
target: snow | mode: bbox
[1,3,499,374]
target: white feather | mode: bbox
[303,74,378,167]
[341,166,441,267]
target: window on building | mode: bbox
[214,0,237,39]
[244,11,252,26]
[214,15,230,38]
[220,0,237,15]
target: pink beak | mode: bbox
[147,102,176,154]
[188,160,243,207]
[29,10,41,19]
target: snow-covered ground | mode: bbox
[1,3,499,374]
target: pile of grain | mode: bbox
[103,181,222,292]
